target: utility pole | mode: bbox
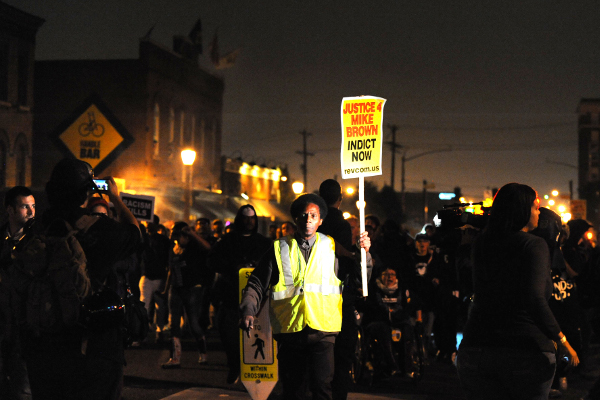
[296,130,314,191]
[386,124,402,191]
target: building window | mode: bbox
[190,115,196,148]
[169,108,175,143]
[17,47,29,106]
[15,142,27,186]
[199,119,205,166]
[589,130,600,182]
[0,42,8,102]
[167,107,175,158]
[153,103,160,158]
[204,119,214,170]
[179,111,185,146]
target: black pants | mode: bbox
[217,305,240,374]
[331,307,358,400]
[169,285,208,352]
[277,329,336,400]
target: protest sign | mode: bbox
[340,96,387,296]
[120,193,155,222]
[340,96,386,179]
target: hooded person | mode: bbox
[563,219,594,283]
[208,204,272,384]
[533,208,581,394]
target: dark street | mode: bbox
[122,329,600,400]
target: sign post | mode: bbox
[340,96,387,296]
[239,268,278,400]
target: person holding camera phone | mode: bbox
[23,158,141,400]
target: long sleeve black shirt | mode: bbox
[461,231,561,353]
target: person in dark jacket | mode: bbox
[26,158,141,400]
[0,186,35,400]
[208,204,272,384]
[457,183,578,400]
[363,266,422,377]
[139,215,170,343]
[317,179,360,400]
[161,221,214,368]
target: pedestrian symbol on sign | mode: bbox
[252,335,265,360]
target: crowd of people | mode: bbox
[3,164,600,400]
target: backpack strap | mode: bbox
[73,214,100,234]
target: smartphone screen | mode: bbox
[93,179,108,192]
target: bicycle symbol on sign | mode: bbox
[79,112,105,137]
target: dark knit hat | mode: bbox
[290,193,328,220]
[48,158,96,191]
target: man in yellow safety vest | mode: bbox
[240,193,372,400]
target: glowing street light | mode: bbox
[181,149,196,165]
[356,200,366,210]
[548,199,555,206]
[551,190,559,196]
[558,205,566,213]
[346,187,355,196]
[181,149,197,222]
[292,181,304,195]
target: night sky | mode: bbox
[8,0,600,199]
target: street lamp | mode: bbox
[292,181,304,195]
[181,149,196,222]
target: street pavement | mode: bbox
[121,329,600,400]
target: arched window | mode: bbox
[14,133,29,186]
[153,103,160,158]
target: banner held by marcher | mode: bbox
[340,95,387,296]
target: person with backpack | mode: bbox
[18,158,141,400]
[0,186,36,400]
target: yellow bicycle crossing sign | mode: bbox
[51,94,134,174]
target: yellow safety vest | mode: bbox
[270,233,343,334]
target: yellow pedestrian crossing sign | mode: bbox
[239,268,278,400]
[51,94,134,174]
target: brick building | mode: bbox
[0,2,43,189]
[33,34,224,222]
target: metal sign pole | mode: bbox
[359,176,368,296]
